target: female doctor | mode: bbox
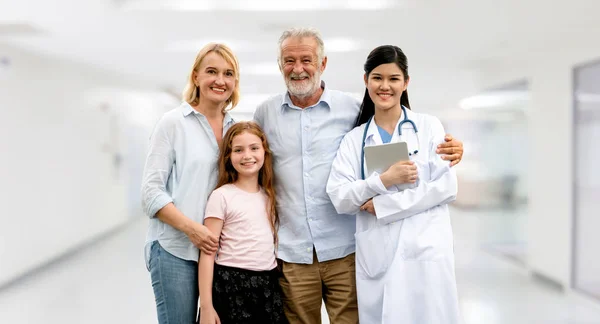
[327,45,460,324]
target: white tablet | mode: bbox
[364,141,410,177]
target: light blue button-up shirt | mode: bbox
[141,102,234,268]
[254,82,361,264]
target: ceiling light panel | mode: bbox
[122,0,400,11]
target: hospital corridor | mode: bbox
[1,207,600,323]
[2,1,600,323]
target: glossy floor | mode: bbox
[1,208,599,324]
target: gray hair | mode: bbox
[277,27,325,68]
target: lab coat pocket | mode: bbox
[402,209,451,261]
[355,225,398,279]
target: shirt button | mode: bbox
[309,218,313,221]
[304,126,309,131]
[306,247,311,252]
[304,172,309,177]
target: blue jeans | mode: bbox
[149,240,199,324]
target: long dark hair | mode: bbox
[215,122,279,247]
[355,45,411,127]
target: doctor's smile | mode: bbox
[376,92,394,99]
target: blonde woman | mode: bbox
[141,43,240,324]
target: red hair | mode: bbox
[215,122,279,246]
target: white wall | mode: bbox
[573,63,600,296]
[445,111,529,208]
[0,44,163,286]
[473,48,600,289]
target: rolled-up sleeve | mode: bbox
[141,117,175,218]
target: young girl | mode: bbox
[198,121,287,324]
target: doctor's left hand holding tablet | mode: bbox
[380,160,419,188]
[361,159,419,215]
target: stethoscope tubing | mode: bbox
[360,106,419,180]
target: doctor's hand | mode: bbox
[437,134,463,167]
[360,199,376,216]
[380,160,418,188]
[185,222,219,255]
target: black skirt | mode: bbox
[210,263,288,324]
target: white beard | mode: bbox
[285,70,322,99]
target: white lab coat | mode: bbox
[326,108,460,324]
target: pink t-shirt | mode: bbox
[204,184,277,271]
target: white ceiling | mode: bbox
[1,0,600,115]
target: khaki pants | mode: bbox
[279,250,358,324]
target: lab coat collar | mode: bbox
[365,105,414,145]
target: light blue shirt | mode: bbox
[141,102,234,268]
[253,82,361,264]
[377,125,393,144]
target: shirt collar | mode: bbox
[281,80,332,112]
[223,112,235,126]
[180,102,195,116]
[180,101,236,127]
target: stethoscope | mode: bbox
[360,105,419,180]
